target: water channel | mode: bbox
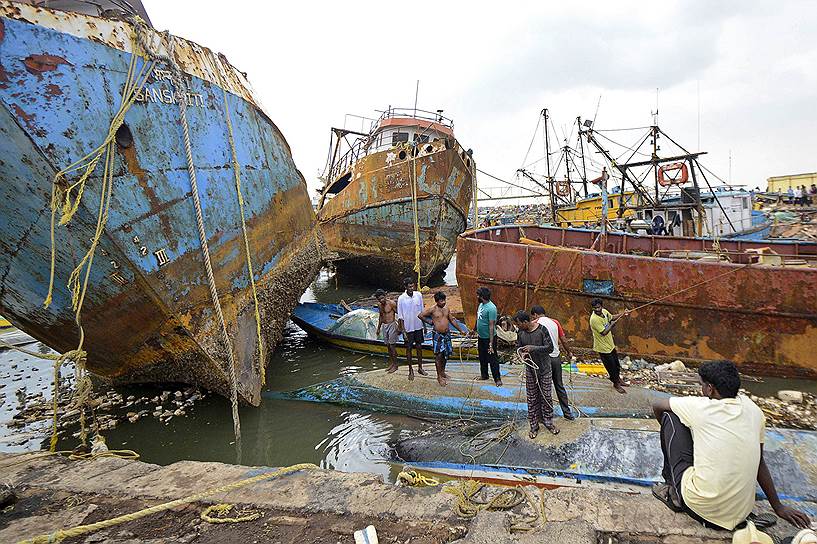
[2,256,816,482]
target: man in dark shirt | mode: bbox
[514,310,559,438]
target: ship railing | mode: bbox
[652,248,817,266]
[374,107,454,131]
[328,125,454,183]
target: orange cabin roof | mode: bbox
[374,117,454,137]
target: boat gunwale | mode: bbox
[458,224,817,270]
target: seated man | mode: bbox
[651,361,811,531]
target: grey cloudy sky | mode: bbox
[146,1,817,198]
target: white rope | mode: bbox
[159,32,242,454]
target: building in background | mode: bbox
[767,172,817,193]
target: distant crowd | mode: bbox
[783,184,816,206]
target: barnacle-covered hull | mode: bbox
[0,3,321,405]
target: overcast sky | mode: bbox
[146,1,817,200]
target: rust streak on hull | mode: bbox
[456,225,817,377]
[319,141,474,287]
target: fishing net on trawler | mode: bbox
[328,309,380,340]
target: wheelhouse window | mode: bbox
[392,132,409,145]
[413,134,430,143]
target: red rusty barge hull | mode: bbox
[456,226,817,377]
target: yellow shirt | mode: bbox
[670,395,766,530]
[589,309,615,354]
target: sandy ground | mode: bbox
[1,453,813,543]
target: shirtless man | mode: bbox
[418,291,468,386]
[375,289,399,373]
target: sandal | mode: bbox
[651,483,684,513]
[528,428,539,439]
[747,512,778,529]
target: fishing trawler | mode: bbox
[518,110,761,238]
[317,107,475,287]
[457,115,817,377]
[0,1,322,405]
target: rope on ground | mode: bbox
[444,480,525,519]
[16,463,318,544]
[200,503,263,524]
[397,470,440,487]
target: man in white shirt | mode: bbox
[396,277,427,381]
[651,361,810,531]
[530,305,574,420]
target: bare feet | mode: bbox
[408,371,415,381]
[442,371,450,378]
[386,364,398,374]
[528,428,539,439]
[437,375,448,387]
[544,423,560,435]
[417,367,428,376]
[614,383,627,394]
[495,379,503,387]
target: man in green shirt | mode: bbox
[475,287,501,386]
[589,298,628,394]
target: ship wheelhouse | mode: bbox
[319,108,470,208]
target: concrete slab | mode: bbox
[1,453,812,543]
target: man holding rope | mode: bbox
[514,310,559,438]
[589,298,629,394]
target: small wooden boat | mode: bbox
[0,326,38,348]
[290,302,478,360]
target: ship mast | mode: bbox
[579,124,656,208]
[577,116,589,198]
[543,108,556,224]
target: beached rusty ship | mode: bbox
[0,1,322,405]
[318,108,475,287]
[457,225,817,377]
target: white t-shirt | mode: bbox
[536,317,561,357]
[396,291,424,333]
[669,394,766,530]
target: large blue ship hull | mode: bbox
[0,3,322,405]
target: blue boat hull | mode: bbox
[397,421,817,505]
[0,4,321,404]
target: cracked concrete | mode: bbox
[0,453,812,543]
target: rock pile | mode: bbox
[10,381,206,443]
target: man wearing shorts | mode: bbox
[375,289,400,373]
[419,291,468,386]
[397,278,426,381]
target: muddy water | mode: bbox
[2,256,816,480]
[0,262,457,480]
